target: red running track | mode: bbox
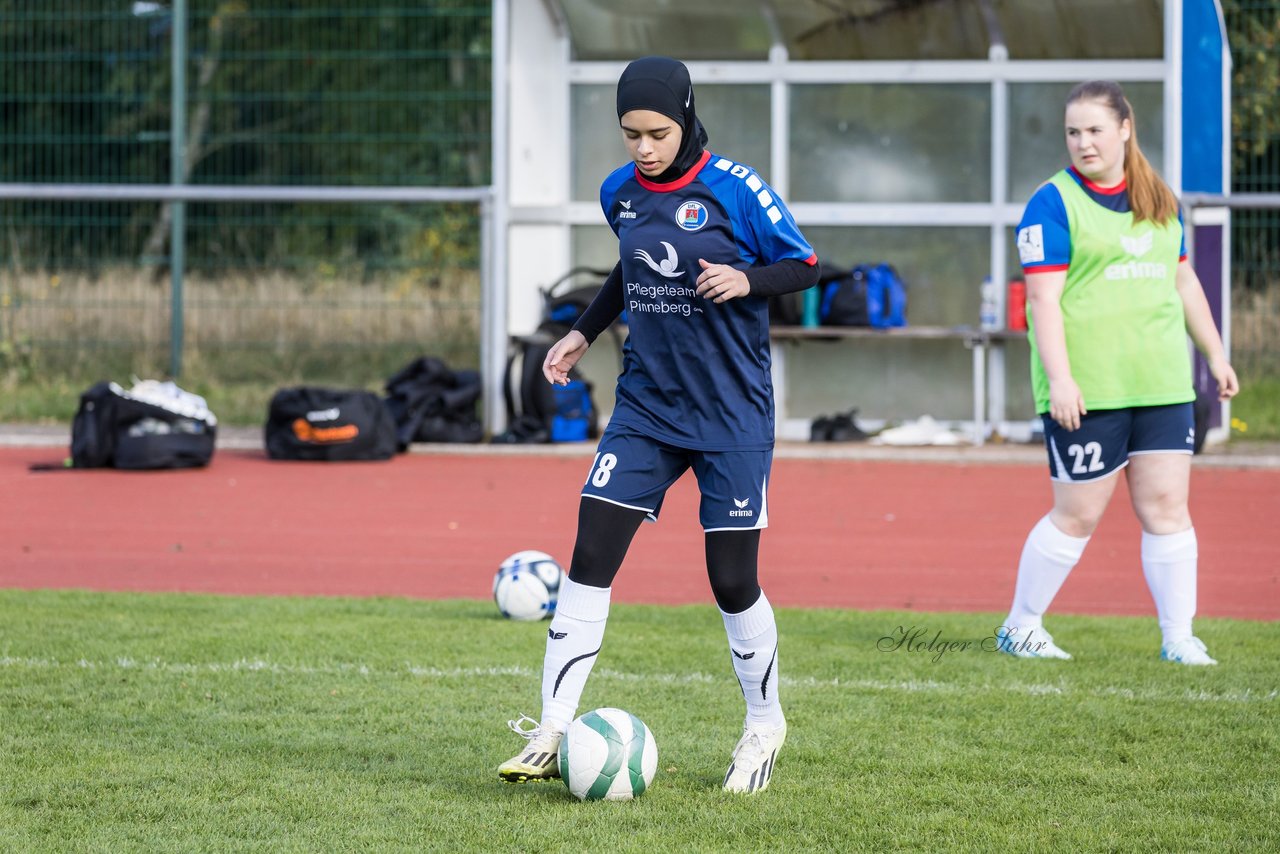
[1,447,1276,620]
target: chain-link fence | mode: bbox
[1224,1,1280,383]
[2,2,1276,425]
[0,2,491,407]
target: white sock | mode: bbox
[1141,528,1198,647]
[1005,514,1090,632]
[539,577,610,732]
[721,591,784,730]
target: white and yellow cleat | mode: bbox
[497,714,563,783]
[723,719,787,794]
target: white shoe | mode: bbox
[1161,636,1218,666]
[497,714,563,783]
[996,625,1072,660]
[723,719,786,794]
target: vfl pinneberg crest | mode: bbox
[675,201,708,232]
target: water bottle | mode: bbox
[1006,278,1027,331]
[802,285,820,328]
[979,276,1000,331]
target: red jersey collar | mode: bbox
[634,150,712,193]
[1070,166,1126,195]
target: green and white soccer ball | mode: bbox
[492,550,564,621]
[558,707,658,801]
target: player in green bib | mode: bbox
[998,80,1239,665]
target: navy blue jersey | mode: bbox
[599,150,816,451]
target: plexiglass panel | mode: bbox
[995,0,1164,60]
[1008,82,1164,204]
[559,0,771,61]
[558,0,1163,63]
[773,0,989,61]
[572,224,619,272]
[571,85,621,204]
[790,84,990,203]
[572,84,772,202]
[803,226,990,325]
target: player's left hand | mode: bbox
[1209,357,1240,400]
[695,259,750,303]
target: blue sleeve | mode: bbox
[708,158,816,268]
[1016,182,1070,272]
[599,165,632,237]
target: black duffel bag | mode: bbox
[71,380,217,470]
[265,387,397,461]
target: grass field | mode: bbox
[1231,374,1280,441]
[1,590,1276,852]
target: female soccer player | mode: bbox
[998,80,1238,665]
[497,56,819,793]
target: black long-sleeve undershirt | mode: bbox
[571,258,819,345]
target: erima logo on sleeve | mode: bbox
[1017,224,1045,264]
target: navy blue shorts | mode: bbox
[1042,402,1195,483]
[580,423,771,532]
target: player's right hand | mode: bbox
[1047,377,1086,432]
[543,330,589,386]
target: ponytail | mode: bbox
[1066,81,1178,225]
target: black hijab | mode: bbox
[616,56,709,183]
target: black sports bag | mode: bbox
[70,380,217,470]
[264,387,397,461]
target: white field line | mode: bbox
[0,656,1275,704]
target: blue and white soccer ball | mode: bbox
[558,707,658,801]
[492,550,564,621]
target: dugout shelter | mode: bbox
[489,0,1232,442]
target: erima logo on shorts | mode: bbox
[634,241,684,278]
[730,497,753,517]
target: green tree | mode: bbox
[1223,0,1280,191]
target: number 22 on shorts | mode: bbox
[588,452,618,487]
[1067,441,1104,474]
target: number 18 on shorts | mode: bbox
[581,425,771,532]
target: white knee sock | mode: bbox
[1141,528,1198,646]
[539,577,610,732]
[1005,514,1090,631]
[721,591,784,730]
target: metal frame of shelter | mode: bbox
[0,2,1234,440]
[493,0,1233,440]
